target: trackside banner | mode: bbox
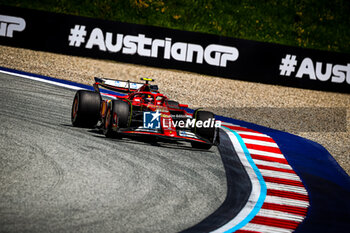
[1,6,349,93]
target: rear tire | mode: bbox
[104,100,130,138]
[191,110,215,150]
[71,90,101,128]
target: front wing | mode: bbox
[116,128,213,145]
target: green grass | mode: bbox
[1,0,349,53]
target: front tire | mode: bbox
[103,100,130,138]
[71,90,101,128]
[191,110,216,150]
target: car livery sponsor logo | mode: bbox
[135,127,158,133]
[145,104,168,111]
[178,131,198,139]
[279,54,350,84]
[143,110,161,129]
[0,15,26,38]
[68,25,239,67]
[161,113,171,118]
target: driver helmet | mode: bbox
[145,95,153,103]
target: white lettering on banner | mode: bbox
[123,35,138,54]
[332,64,350,84]
[0,15,26,37]
[68,25,239,67]
[85,28,106,51]
[105,33,123,52]
[205,44,239,67]
[315,62,332,81]
[295,58,316,80]
[280,54,350,85]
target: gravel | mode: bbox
[1,45,349,175]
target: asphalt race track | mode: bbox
[0,73,228,232]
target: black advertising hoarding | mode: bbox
[0,6,349,93]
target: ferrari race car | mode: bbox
[71,77,220,149]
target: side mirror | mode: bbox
[178,104,188,108]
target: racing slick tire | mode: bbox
[191,110,215,150]
[71,90,101,128]
[104,100,130,138]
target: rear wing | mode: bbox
[94,77,144,93]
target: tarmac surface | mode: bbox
[0,73,227,233]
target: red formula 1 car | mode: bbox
[71,77,220,149]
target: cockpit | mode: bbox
[131,93,167,106]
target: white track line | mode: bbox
[242,223,294,233]
[253,159,293,170]
[237,131,270,137]
[260,169,302,181]
[247,149,285,159]
[211,127,264,233]
[242,138,279,147]
[264,196,309,208]
[265,182,308,195]
[0,69,83,90]
[256,209,304,222]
